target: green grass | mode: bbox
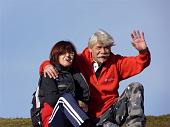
[0,115,170,127]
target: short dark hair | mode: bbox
[49,40,77,65]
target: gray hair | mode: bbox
[88,29,115,48]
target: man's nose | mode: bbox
[100,48,107,53]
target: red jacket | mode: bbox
[40,47,151,119]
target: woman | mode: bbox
[39,41,91,127]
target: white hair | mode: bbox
[88,29,115,48]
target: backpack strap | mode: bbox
[30,76,43,127]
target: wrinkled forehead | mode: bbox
[92,41,113,48]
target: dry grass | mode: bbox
[0,118,31,127]
[146,115,170,127]
[0,115,170,127]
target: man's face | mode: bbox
[90,43,111,65]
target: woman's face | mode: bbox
[58,52,75,67]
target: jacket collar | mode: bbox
[54,64,71,73]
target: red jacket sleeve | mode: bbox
[39,60,51,74]
[41,102,53,127]
[117,48,151,80]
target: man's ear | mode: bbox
[88,47,92,52]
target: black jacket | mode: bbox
[39,64,90,108]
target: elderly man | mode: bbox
[40,29,151,127]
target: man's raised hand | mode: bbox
[131,30,147,51]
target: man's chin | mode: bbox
[98,59,108,64]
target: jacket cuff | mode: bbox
[139,47,149,54]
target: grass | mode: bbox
[146,114,170,127]
[0,118,31,127]
[0,115,170,127]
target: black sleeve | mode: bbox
[39,75,59,107]
[72,72,90,103]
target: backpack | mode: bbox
[30,77,42,127]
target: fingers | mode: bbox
[78,100,88,112]
[131,31,137,42]
[137,30,141,38]
[131,30,137,40]
[137,30,145,41]
[44,64,58,79]
[45,69,56,78]
[131,30,145,41]
[131,33,134,40]
[141,31,145,40]
[131,30,147,51]
[44,71,47,78]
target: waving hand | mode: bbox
[131,30,147,51]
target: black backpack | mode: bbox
[30,77,42,127]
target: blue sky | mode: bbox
[1,0,170,118]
